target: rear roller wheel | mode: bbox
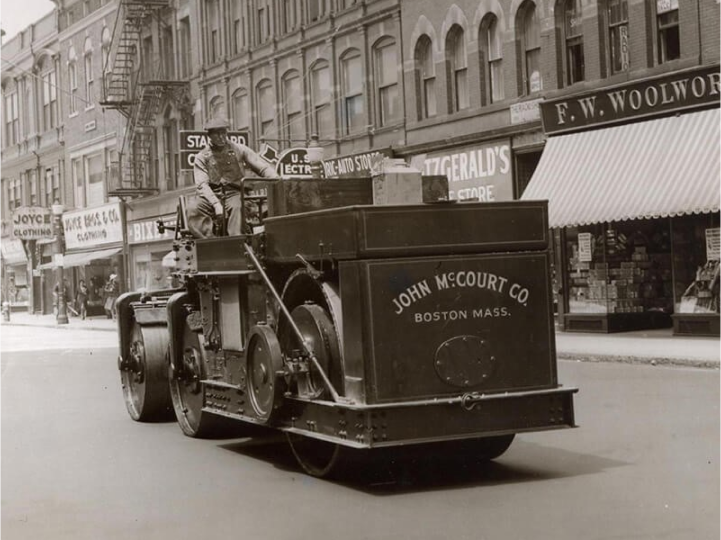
[459,434,515,461]
[287,433,351,479]
[119,322,173,421]
[169,320,225,437]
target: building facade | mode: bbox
[1,0,127,315]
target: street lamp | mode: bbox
[51,200,69,325]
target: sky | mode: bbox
[1,0,55,41]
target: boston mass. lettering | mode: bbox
[391,270,530,317]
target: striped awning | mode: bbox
[521,108,720,228]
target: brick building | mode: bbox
[1,0,126,315]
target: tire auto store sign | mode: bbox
[11,206,53,240]
[322,148,393,178]
[62,202,124,250]
[410,139,513,202]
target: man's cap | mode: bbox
[204,118,230,132]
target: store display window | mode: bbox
[565,219,673,315]
[132,245,174,292]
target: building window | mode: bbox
[562,0,584,85]
[44,168,59,206]
[163,117,179,191]
[446,26,469,112]
[256,79,275,138]
[29,172,38,206]
[374,38,400,127]
[9,179,22,210]
[257,0,271,43]
[480,15,504,104]
[307,0,325,23]
[178,17,192,78]
[3,90,19,146]
[86,153,105,206]
[72,158,85,208]
[657,0,680,64]
[607,0,629,74]
[232,88,249,130]
[101,27,111,75]
[84,38,94,104]
[415,35,436,119]
[341,49,364,135]
[310,61,332,141]
[282,71,304,146]
[206,0,221,62]
[282,0,298,33]
[42,65,58,131]
[209,96,225,120]
[232,1,249,53]
[518,1,542,94]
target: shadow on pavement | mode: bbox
[217,436,627,495]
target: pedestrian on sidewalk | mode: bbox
[104,274,119,320]
[52,279,70,317]
[76,280,89,320]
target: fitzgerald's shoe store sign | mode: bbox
[542,64,720,134]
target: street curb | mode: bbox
[1,322,116,333]
[558,352,720,370]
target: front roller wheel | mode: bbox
[169,320,225,437]
[119,322,173,421]
[287,434,353,479]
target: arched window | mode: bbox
[517,1,542,95]
[39,56,58,131]
[556,0,584,85]
[374,38,400,127]
[414,35,436,119]
[68,46,78,114]
[480,14,504,104]
[232,88,249,130]
[209,95,226,120]
[340,49,364,135]
[282,71,304,146]
[310,60,332,141]
[83,38,94,104]
[256,79,275,138]
[446,25,469,112]
[101,27,112,74]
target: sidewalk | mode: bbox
[1,311,718,369]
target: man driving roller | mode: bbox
[188,118,277,237]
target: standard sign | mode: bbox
[180,131,249,171]
[11,206,53,240]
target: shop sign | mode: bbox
[11,206,53,240]
[128,215,176,244]
[322,148,393,179]
[1,237,28,265]
[706,228,720,261]
[179,131,249,171]
[62,202,123,251]
[510,99,542,125]
[542,65,720,134]
[409,140,513,202]
[276,148,312,178]
[578,233,593,262]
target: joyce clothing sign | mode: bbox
[62,202,123,250]
[410,140,513,202]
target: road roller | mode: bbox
[116,177,577,478]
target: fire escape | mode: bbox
[101,0,191,198]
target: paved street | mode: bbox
[1,324,718,540]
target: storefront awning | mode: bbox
[521,108,720,228]
[63,247,122,268]
[36,247,122,270]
